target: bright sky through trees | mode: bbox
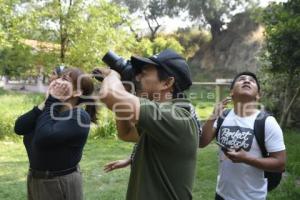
[134,0,288,33]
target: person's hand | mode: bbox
[48,79,72,101]
[210,97,232,120]
[103,158,131,173]
[92,68,120,82]
[38,80,58,110]
[225,149,251,163]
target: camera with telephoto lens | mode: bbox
[93,50,135,82]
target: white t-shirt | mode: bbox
[213,110,285,200]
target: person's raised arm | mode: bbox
[199,98,231,148]
[199,118,217,148]
[97,68,140,143]
[14,93,49,135]
[14,106,43,135]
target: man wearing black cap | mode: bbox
[98,49,198,200]
[200,72,286,200]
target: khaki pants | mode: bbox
[27,169,83,200]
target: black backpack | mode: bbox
[216,109,283,191]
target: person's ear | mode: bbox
[162,77,175,91]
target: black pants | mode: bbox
[215,193,225,200]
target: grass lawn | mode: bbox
[0,130,299,200]
[0,89,299,199]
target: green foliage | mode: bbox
[21,0,137,72]
[174,27,211,58]
[0,0,23,48]
[67,0,137,71]
[90,109,117,139]
[152,36,184,54]
[0,43,33,76]
[131,35,185,57]
[133,35,184,56]
[32,51,61,76]
[113,0,179,16]
[133,38,154,56]
[112,0,180,20]
[0,0,37,76]
[262,0,300,73]
[171,0,259,38]
[0,88,44,140]
[260,0,300,127]
[258,69,284,115]
[0,0,212,78]
[112,0,181,40]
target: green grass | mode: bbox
[0,139,133,200]
[0,89,43,140]
[0,132,299,199]
[284,131,300,176]
[0,88,299,199]
[267,130,300,200]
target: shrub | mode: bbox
[90,108,117,139]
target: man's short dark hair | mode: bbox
[156,66,170,81]
[230,71,260,92]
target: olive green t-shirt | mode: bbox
[126,98,198,200]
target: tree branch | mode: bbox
[144,11,154,34]
[285,86,300,115]
[129,25,141,41]
[143,10,161,41]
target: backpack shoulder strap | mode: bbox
[254,110,271,157]
[216,109,231,139]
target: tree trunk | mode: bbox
[60,36,67,63]
[207,18,223,40]
[129,26,141,42]
[280,85,291,128]
[279,70,297,128]
[283,86,300,127]
[150,31,156,42]
[3,75,9,84]
[59,0,68,64]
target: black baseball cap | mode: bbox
[131,49,192,92]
